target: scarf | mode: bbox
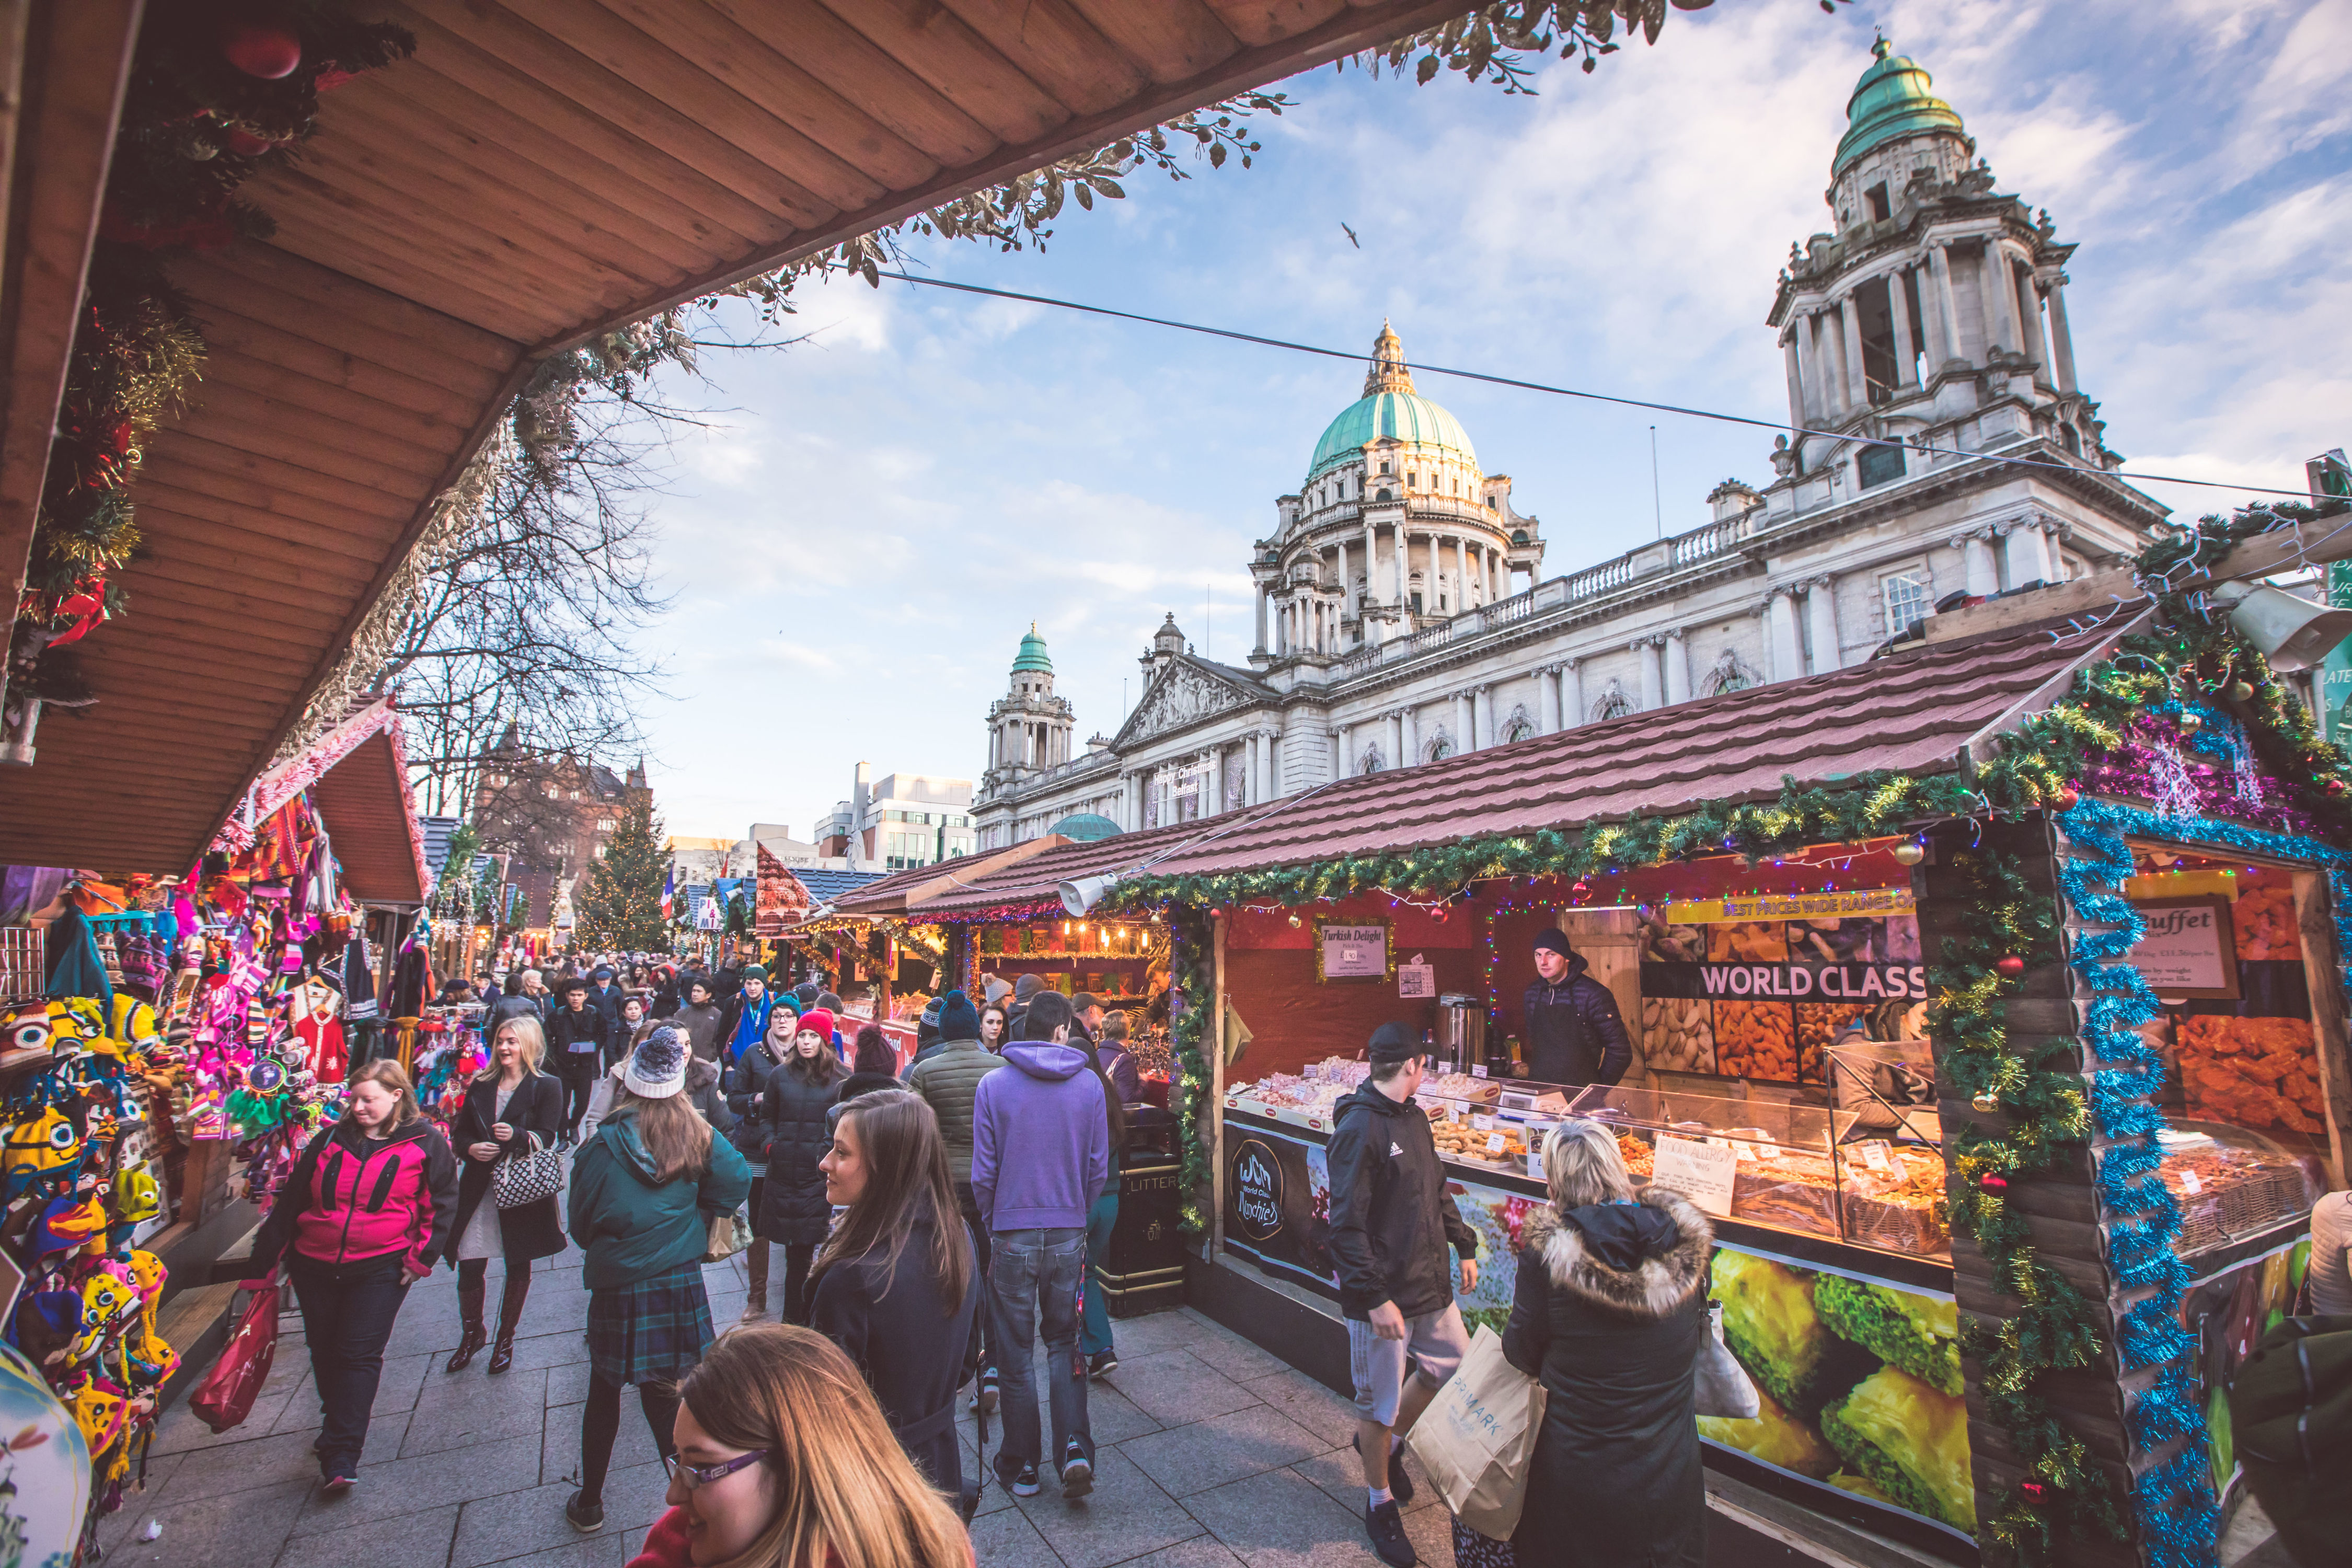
[727,991,775,1059]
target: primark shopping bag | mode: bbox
[189,1277,281,1433]
[1405,1324,1547,1539]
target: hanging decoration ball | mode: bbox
[1570,879,1591,901]
[1980,1173,2009,1192]
[1971,1089,2001,1114]
[1285,913,1302,928]
[223,128,278,157]
[2177,711,2204,734]
[2229,679,2255,703]
[2052,787,2081,811]
[1890,843,1925,867]
[1994,954,2027,978]
[222,22,304,78]
[2020,1481,2047,1502]
[2327,778,2348,797]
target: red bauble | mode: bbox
[1994,955,2026,978]
[2328,778,2348,797]
[223,22,302,79]
[2051,787,2080,810]
[223,128,276,157]
[1980,1174,2009,1191]
[2020,1481,2047,1502]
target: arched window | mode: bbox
[1501,706,1536,744]
[1358,746,1385,776]
[1425,734,1455,763]
[1592,689,1633,722]
[1377,488,1393,501]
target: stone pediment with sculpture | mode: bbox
[1112,658,1268,750]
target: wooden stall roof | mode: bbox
[0,0,1471,874]
[831,834,1078,917]
[216,694,431,905]
[907,622,2131,915]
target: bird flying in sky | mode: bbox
[1341,222,1360,249]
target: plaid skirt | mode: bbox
[586,1261,714,1387]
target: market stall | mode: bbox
[935,541,2352,1568]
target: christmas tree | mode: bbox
[575,797,670,950]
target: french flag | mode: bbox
[660,866,675,921]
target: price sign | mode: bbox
[1485,1133,1507,1155]
[1851,1140,1892,1173]
[1651,1133,1738,1216]
[1471,1064,1489,1079]
[1471,1115,1496,1131]
[2178,1168,2204,1195]
[1318,923,1391,981]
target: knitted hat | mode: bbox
[741,963,767,983]
[1367,1021,1425,1064]
[794,983,820,1006]
[1532,930,1573,959]
[920,995,944,1026]
[984,977,1012,1007]
[623,1026,689,1099]
[1013,974,1043,1001]
[794,1009,836,1046]
[936,990,982,1043]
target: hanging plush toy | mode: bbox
[66,1269,138,1365]
[1,1109,81,1203]
[1,1002,56,1074]
[63,1375,130,1484]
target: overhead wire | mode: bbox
[874,270,2316,503]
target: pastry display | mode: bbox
[1428,1115,1527,1165]
[1836,1144,1951,1256]
[2156,1126,2318,1255]
[1820,1366,1976,1533]
[1698,1385,1836,1478]
[2232,883,2299,961]
[1418,1070,1501,1104]
[1730,1146,1841,1237]
[1641,997,1716,1074]
[1814,1275,1960,1396]
[2177,1014,2322,1135]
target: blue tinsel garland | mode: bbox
[2057,795,2352,1568]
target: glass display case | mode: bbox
[2155,1120,2323,1259]
[1567,1084,1952,1259]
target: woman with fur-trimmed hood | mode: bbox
[1502,1119,1712,1568]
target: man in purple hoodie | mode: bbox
[971,990,1109,1501]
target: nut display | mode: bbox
[1641,997,1716,1074]
[1716,1000,1798,1081]
[1709,922,1790,963]
[2178,1015,2323,1136]
[1796,1002,1875,1084]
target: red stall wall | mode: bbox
[1224,896,1480,1080]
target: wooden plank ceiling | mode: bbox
[0,0,1467,873]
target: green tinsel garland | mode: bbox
[1096,500,2352,1565]
[1166,906,1214,1234]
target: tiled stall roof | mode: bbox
[913,625,2117,914]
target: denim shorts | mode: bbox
[1347,1302,1469,1425]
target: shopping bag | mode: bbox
[701,1208,748,1264]
[188,1277,281,1434]
[1404,1324,1546,1539]
[1694,1309,1759,1420]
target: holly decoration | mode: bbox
[20,2,412,651]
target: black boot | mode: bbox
[446,1273,487,1373]
[487,1268,532,1374]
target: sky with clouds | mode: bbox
[623,0,2351,841]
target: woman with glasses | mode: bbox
[629,1324,969,1568]
[809,1090,976,1497]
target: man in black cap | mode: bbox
[1523,928,1632,1089]
[1325,1021,1479,1568]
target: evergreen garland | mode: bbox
[1165,905,1214,1233]
[1092,501,2352,1567]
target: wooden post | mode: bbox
[2293,869,2352,1190]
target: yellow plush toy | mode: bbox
[66,1377,130,1483]
[1,1107,80,1201]
[68,1269,141,1364]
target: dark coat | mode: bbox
[1521,955,1633,1088]
[1502,1190,1711,1568]
[546,1003,613,1070]
[1324,1080,1478,1320]
[585,980,627,1037]
[757,1060,842,1244]
[837,1070,900,1102]
[722,1044,785,1163]
[486,991,545,1033]
[809,1212,976,1494]
[446,1070,568,1263]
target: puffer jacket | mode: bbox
[757,1059,842,1246]
[672,1000,727,1062]
[567,1105,751,1290]
[904,1039,1002,1184]
[722,1042,788,1164]
[251,1114,459,1276]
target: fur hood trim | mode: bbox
[1525,1187,1713,1321]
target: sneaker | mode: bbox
[319,1469,356,1495]
[1087,1350,1117,1380]
[1365,1499,1416,1568]
[1353,1434,1413,1504]
[564,1491,605,1534]
[1008,1461,1040,1498]
[969,1365,999,1414]
[1060,1441,1093,1499]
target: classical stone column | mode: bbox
[1560,661,1584,728]
[1254,585,1268,654]
[1953,530,1999,596]
[2003,518,2054,585]
[1536,665,1561,733]
[1839,296,1869,408]
[1792,313,1819,423]
[1336,539,1354,621]
[1782,331,1805,430]
[1888,269,1917,387]
[1472,685,1494,751]
[1665,631,1691,705]
[1982,243,2021,354]
[2023,273,2055,381]
[1455,536,1471,613]
[1208,744,1226,814]
[1259,729,1278,801]
[1635,639,1664,710]
[1451,690,1472,752]
[2046,275,2079,393]
[1387,710,1404,771]
[1400,706,1419,767]
[1766,592,1803,682]
[1806,578,1841,674]
[1929,243,1964,364]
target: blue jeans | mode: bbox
[989,1227,1090,1475]
[1081,1192,1119,1356]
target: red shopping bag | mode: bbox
[189,1278,281,1433]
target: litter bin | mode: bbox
[1101,1105,1184,1318]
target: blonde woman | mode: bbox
[625,1324,971,1568]
[249,1060,457,1494]
[1501,1119,1713,1568]
[563,1028,752,1536]
[444,1014,568,1374]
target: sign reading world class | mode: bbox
[1644,887,1927,1002]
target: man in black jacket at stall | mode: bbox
[545,975,612,1145]
[1521,928,1632,1089]
[1327,1021,1479,1568]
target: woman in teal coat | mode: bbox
[560,1027,750,1538]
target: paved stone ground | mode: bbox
[101,1239,1447,1568]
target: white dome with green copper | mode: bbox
[1305,322,1479,483]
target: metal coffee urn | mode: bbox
[1435,996,1488,1076]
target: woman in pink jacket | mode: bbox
[251,1059,460,1493]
